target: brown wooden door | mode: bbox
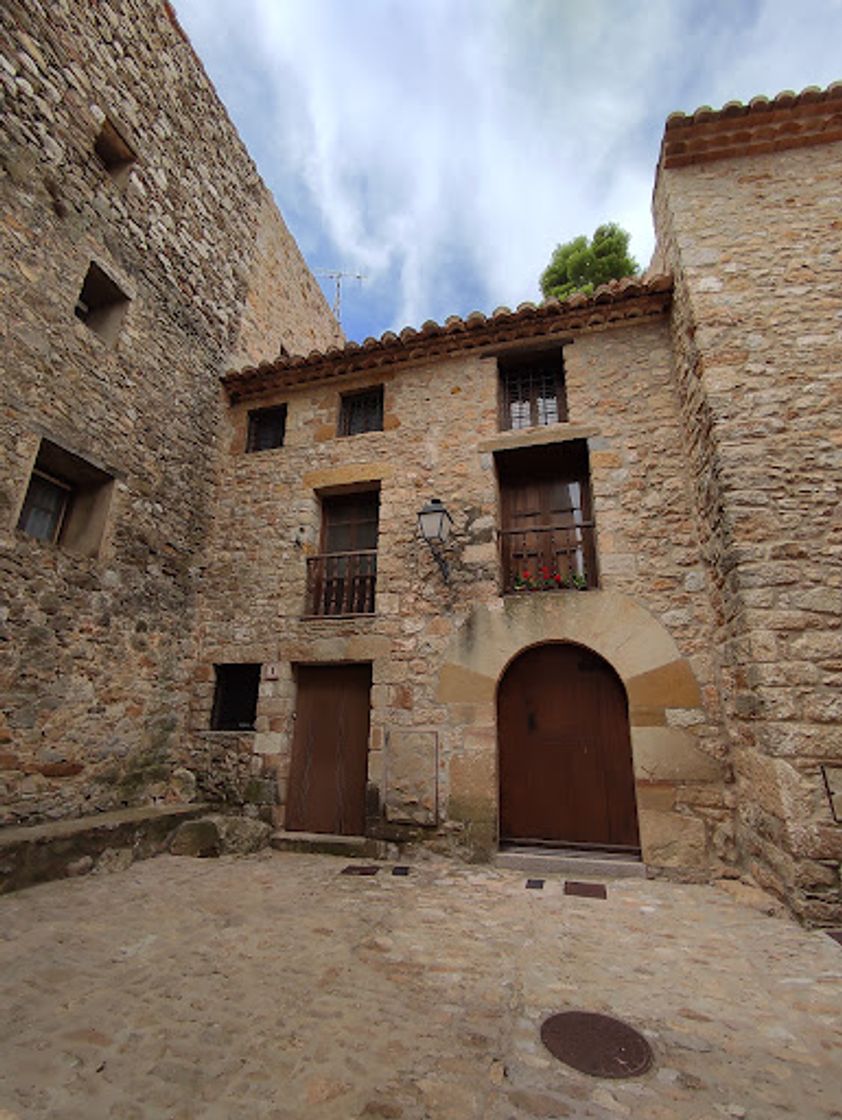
[498,644,639,850]
[286,664,371,835]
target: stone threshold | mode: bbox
[271,830,389,859]
[495,846,648,880]
[0,803,209,895]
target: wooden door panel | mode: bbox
[286,664,371,835]
[499,644,639,849]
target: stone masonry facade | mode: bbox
[0,2,839,925]
[201,287,732,878]
[0,1,340,826]
[653,90,842,923]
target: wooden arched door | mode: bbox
[498,643,639,850]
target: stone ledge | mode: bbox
[0,804,209,895]
[271,830,389,859]
[477,423,599,454]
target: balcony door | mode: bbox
[308,490,379,616]
[498,441,597,592]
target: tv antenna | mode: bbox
[315,269,366,324]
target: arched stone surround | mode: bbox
[437,591,725,869]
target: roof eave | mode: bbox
[223,274,673,404]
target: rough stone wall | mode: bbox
[654,141,842,921]
[0,0,340,825]
[192,315,730,869]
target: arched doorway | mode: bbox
[498,643,640,850]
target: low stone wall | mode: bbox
[0,804,208,894]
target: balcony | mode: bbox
[306,550,377,616]
[500,523,597,594]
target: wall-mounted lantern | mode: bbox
[417,497,454,583]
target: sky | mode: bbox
[172,0,842,344]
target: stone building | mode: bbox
[200,87,842,924]
[0,0,341,829]
[1,3,839,923]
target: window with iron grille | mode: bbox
[247,404,287,452]
[338,386,383,436]
[499,351,567,431]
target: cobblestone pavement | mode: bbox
[0,851,841,1120]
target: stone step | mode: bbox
[495,846,647,879]
[271,830,389,859]
[0,803,210,894]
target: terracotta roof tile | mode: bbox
[223,274,673,403]
[660,81,842,169]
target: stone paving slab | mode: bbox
[0,851,840,1119]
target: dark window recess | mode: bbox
[17,439,114,557]
[94,117,137,182]
[211,664,261,731]
[500,351,567,430]
[74,262,130,345]
[307,490,379,616]
[247,405,287,452]
[498,440,597,592]
[339,386,383,436]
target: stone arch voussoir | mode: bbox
[437,591,722,870]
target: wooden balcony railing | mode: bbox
[500,523,597,593]
[306,549,377,616]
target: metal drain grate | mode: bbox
[541,1011,653,1078]
[826,930,842,947]
[340,865,379,876]
[526,878,545,890]
[392,866,411,877]
[564,880,607,899]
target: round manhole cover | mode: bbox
[540,1011,653,1078]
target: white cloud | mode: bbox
[173,0,842,340]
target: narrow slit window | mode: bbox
[94,117,137,182]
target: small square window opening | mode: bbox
[74,262,130,346]
[16,439,114,557]
[339,386,384,437]
[94,117,137,183]
[247,405,287,452]
[211,663,261,731]
[500,351,567,431]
